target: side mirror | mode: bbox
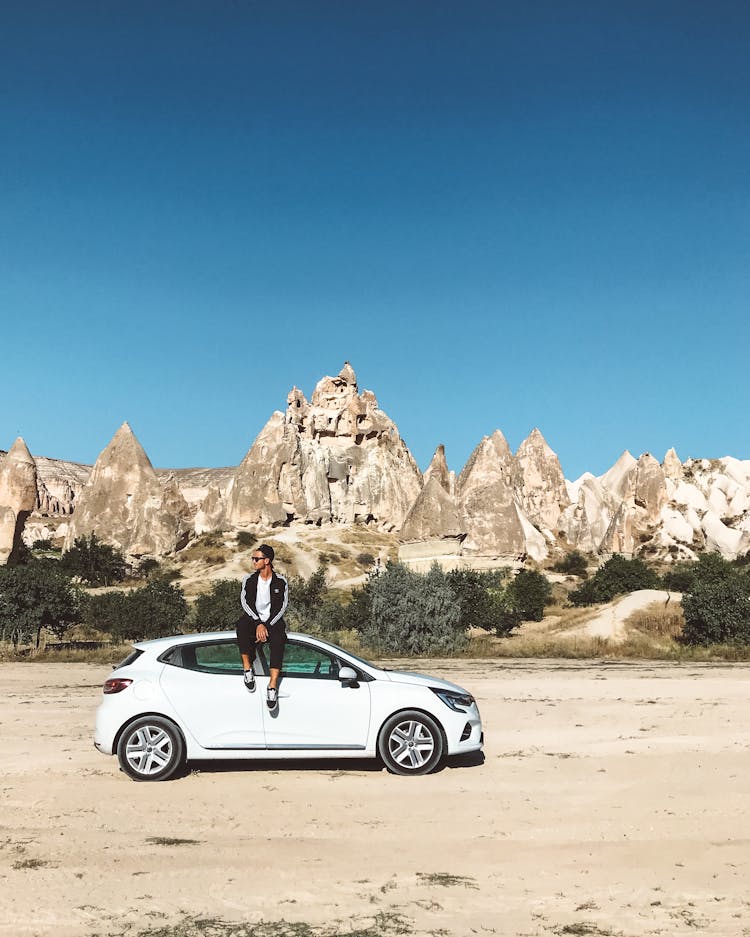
[338,666,359,687]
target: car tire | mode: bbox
[378,709,445,776]
[116,716,185,782]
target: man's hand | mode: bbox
[256,623,269,643]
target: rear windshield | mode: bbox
[113,648,144,670]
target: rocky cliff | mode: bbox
[0,438,37,564]
[62,423,192,557]
[221,362,422,532]
[4,361,750,564]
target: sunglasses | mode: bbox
[251,555,266,563]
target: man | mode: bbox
[236,543,289,709]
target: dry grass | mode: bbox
[0,641,132,664]
[624,601,685,639]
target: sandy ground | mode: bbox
[572,590,682,641]
[2,660,750,937]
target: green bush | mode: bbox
[680,554,750,646]
[84,591,131,643]
[192,579,241,632]
[552,550,588,578]
[569,555,661,606]
[358,563,467,655]
[237,531,254,548]
[87,580,189,643]
[134,557,161,580]
[446,568,511,635]
[31,538,58,552]
[61,533,128,586]
[0,563,83,647]
[504,569,553,622]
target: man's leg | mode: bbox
[236,614,257,691]
[266,625,286,708]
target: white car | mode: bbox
[95,630,483,781]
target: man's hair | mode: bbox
[257,543,275,562]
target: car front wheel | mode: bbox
[378,710,445,776]
[116,716,185,781]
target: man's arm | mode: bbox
[267,573,289,627]
[240,574,259,619]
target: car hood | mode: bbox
[381,669,471,695]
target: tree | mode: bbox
[569,555,660,606]
[127,580,188,641]
[446,568,510,635]
[552,550,588,578]
[61,533,128,586]
[0,563,83,648]
[84,591,131,643]
[504,569,552,622]
[358,562,467,655]
[679,553,750,645]
[287,565,329,630]
[192,579,241,632]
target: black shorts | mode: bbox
[236,614,287,671]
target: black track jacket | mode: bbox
[240,570,289,626]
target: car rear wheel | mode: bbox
[116,716,185,782]
[378,710,445,776]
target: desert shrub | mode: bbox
[446,568,510,635]
[569,554,661,606]
[237,531,254,548]
[679,554,750,645]
[90,580,189,643]
[192,579,241,632]
[31,538,58,552]
[61,533,128,586]
[285,566,356,633]
[356,552,375,568]
[358,562,467,655]
[84,591,131,643]
[504,569,553,623]
[128,580,189,640]
[662,562,698,593]
[134,557,161,580]
[552,550,588,578]
[0,563,83,647]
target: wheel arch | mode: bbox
[375,706,448,752]
[113,712,187,756]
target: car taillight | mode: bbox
[103,678,133,694]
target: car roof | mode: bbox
[133,630,310,651]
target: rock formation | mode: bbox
[457,431,527,556]
[0,438,38,564]
[634,453,667,524]
[224,363,422,532]
[63,423,192,557]
[400,476,463,542]
[515,428,570,530]
[423,445,454,495]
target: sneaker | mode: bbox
[243,670,256,692]
[266,686,278,709]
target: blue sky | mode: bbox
[1,1,748,480]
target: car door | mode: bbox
[259,640,371,750]
[159,639,265,749]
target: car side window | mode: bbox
[176,641,244,675]
[276,642,340,679]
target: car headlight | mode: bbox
[430,687,474,712]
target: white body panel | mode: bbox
[94,631,483,767]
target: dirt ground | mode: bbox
[1,659,749,937]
